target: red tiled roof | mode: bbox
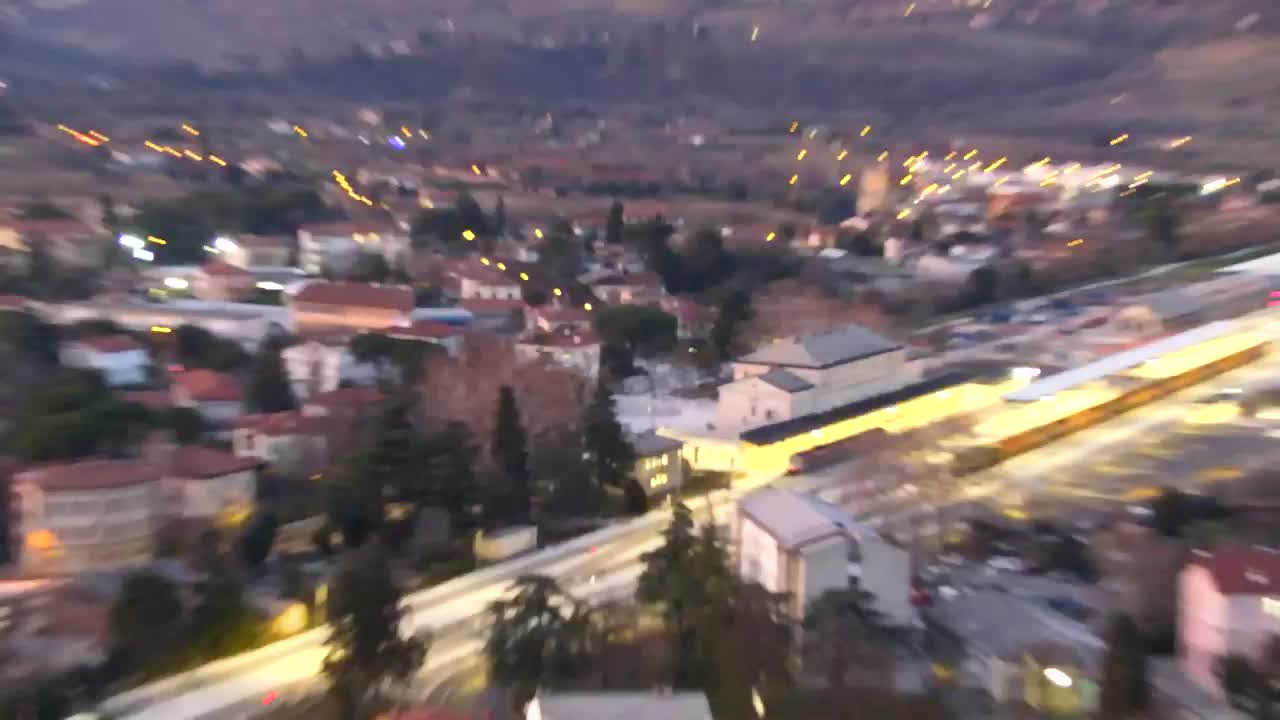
[16,458,159,492]
[121,390,174,411]
[72,335,144,354]
[172,369,243,403]
[306,386,384,409]
[1191,548,1280,596]
[293,282,414,313]
[170,446,262,479]
[384,320,462,341]
[236,410,330,436]
[459,298,525,315]
[449,263,519,287]
[201,260,251,277]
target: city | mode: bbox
[2,1,1280,719]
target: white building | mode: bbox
[281,340,380,400]
[514,327,602,381]
[44,299,289,350]
[1179,548,1280,696]
[734,487,912,625]
[447,263,523,301]
[58,335,150,387]
[296,221,410,275]
[718,324,921,431]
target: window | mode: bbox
[650,472,669,489]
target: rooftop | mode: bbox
[631,431,683,457]
[71,334,144,354]
[235,410,327,436]
[738,323,900,369]
[16,458,160,492]
[1188,547,1280,596]
[293,281,414,313]
[172,369,243,403]
[756,368,815,394]
[738,487,854,551]
[169,446,262,479]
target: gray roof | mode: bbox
[738,487,850,551]
[630,431,683,457]
[532,692,713,720]
[757,368,815,393]
[738,323,899,369]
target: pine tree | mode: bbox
[492,385,531,525]
[324,539,428,719]
[605,199,625,245]
[1099,612,1150,720]
[582,381,635,490]
[486,575,595,707]
[246,338,296,412]
[494,195,507,236]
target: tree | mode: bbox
[19,200,73,220]
[592,305,678,357]
[815,188,856,225]
[420,421,482,526]
[25,241,55,297]
[599,339,637,381]
[681,229,731,293]
[1098,613,1150,720]
[486,575,595,707]
[1142,195,1181,250]
[965,266,999,306]
[1151,487,1192,538]
[494,195,507,236]
[109,571,184,670]
[804,587,885,692]
[582,381,635,493]
[237,511,279,570]
[324,539,428,720]
[605,199,625,245]
[246,338,296,412]
[161,406,206,444]
[348,252,390,283]
[173,324,249,371]
[492,386,532,526]
[1218,655,1257,710]
[186,574,263,661]
[709,288,753,365]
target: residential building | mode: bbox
[734,487,912,625]
[383,320,466,356]
[588,271,665,305]
[0,218,101,270]
[281,339,379,400]
[10,459,161,574]
[514,326,601,380]
[459,298,526,332]
[220,234,293,269]
[232,411,329,478]
[526,692,713,720]
[446,263,523,301]
[59,335,150,387]
[297,221,409,275]
[45,298,289,350]
[718,323,921,431]
[1179,547,1280,696]
[526,304,593,334]
[161,447,261,522]
[192,260,255,302]
[631,431,684,499]
[660,296,712,340]
[171,369,244,424]
[289,281,415,334]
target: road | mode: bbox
[101,309,1280,719]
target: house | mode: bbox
[160,446,261,523]
[281,339,380,400]
[59,335,150,387]
[631,431,684,498]
[718,323,920,431]
[171,369,244,424]
[1179,547,1280,696]
[526,304,593,334]
[0,218,101,270]
[233,411,329,478]
[10,459,161,574]
[383,320,466,356]
[526,692,713,720]
[514,326,601,380]
[734,487,912,625]
[446,262,523,301]
[219,234,293,269]
[297,221,409,274]
[660,296,713,340]
[192,260,255,302]
[589,271,665,306]
[290,281,415,334]
[460,297,526,332]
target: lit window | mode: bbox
[650,472,669,489]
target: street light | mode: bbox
[1043,667,1073,688]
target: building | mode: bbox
[289,281,415,334]
[382,320,466,357]
[281,339,379,400]
[1179,547,1280,696]
[0,218,102,270]
[10,459,161,574]
[161,446,261,522]
[526,692,713,720]
[631,431,684,499]
[45,298,289,350]
[170,369,245,424]
[232,411,329,479]
[297,221,409,275]
[459,298,525,332]
[526,304,593,334]
[219,234,293,269]
[514,326,602,380]
[588,271,665,306]
[192,261,255,302]
[59,335,150,387]
[718,324,920,431]
[446,263,523,301]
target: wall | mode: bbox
[14,481,157,574]
[796,535,850,621]
[737,516,781,594]
[164,469,257,520]
[716,377,801,431]
[857,533,914,627]
[460,277,521,300]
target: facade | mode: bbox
[289,281,415,334]
[514,327,601,380]
[45,299,288,350]
[59,335,150,387]
[526,305,593,334]
[447,264,523,301]
[170,369,245,424]
[631,431,684,498]
[10,460,161,574]
[161,447,261,522]
[233,411,329,478]
[192,261,255,302]
[718,323,920,431]
[296,221,409,275]
[220,234,293,269]
[281,340,379,400]
[1179,548,1280,695]
[589,272,665,306]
